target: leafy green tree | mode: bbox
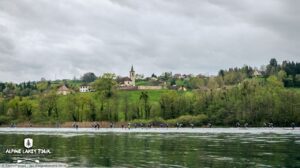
[37,81,50,93]
[39,92,59,118]
[294,74,300,87]
[218,70,225,79]
[81,72,97,83]
[19,98,33,121]
[270,58,278,67]
[159,91,177,119]
[66,94,79,121]
[266,58,279,76]
[139,92,151,119]
[207,77,219,89]
[93,73,117,98]
[267,76,284,88]
[278,70,287,81]
[189,77,205,89]
[7,97,20,120]
[160,72,172,81]
[123,93,130,121]
[84,97,97,121]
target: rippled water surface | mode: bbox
[0,128,300,167]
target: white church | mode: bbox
[117,66,136,87]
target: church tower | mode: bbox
[129,65,135,86]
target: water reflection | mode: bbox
[0,130,299,167]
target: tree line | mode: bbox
[0,58,299,126]
[0,74,299,127]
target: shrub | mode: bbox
[0,115,10,125]
[175,114,208,126]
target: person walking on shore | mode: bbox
[128,123,131,129]
[244,123,248,128]
[190,123,194,129]
[96,122,100,129]
[291,122,296,129]
[208,123,212,128]
[269,122,274,128]
[72,122,78,129]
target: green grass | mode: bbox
[135,81,150,86]
[117,89,171,103]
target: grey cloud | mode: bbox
[0,0,299,82]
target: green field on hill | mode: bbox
[118,89,172,102]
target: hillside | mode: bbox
[0,59,300,127]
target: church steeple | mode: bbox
[129,65,135,86]
[130,65,134,72]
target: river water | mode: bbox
[0,128,299,167]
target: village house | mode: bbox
[170,85,187,91]
[150,76,158,81]
[253,69,262,77]
[174,73,182,79]
[57,85,71,95]
[117,77,133,87]
[178,86,187,91]
[80,84,92,92]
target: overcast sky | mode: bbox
[0,0,299,82]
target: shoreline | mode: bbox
[0,127,299,135]
[2,121,297,129]
[1,121,132,128]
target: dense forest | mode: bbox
[0,58,300,127]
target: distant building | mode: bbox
[117,66,163,91]
[178,86,187,91]
[170,85,187,91]
[150,76,158,81]
[174,73,182,79]
[253,69,262,77]
[129,65,135,86]
[118,77,132,86]
[80,84,91,92]
[57,85,71,95]
[118,66,136,87]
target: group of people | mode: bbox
[235,122,296,129]
[72,122,79,129]
[121,123,155,129]
[10,123,16,128]
[68,121,297,129]
[28,121,295,130]
[10,122,32,128]
[235,122,249,128]
[91,122,101,129]
[263,122,274,128]
[7,121,298,129]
